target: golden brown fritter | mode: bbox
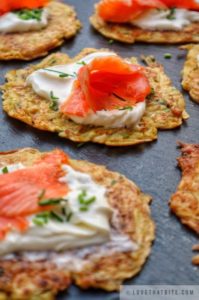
[0,1,81,61]
[170,143,199,265]
[0,148,155,299]
[90,8,199,44]
[1,48,188,147]
[181,44,199,103]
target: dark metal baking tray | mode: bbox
[0,1,199,299]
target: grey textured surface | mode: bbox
[0,1,199,299]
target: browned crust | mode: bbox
[192,244,199,265]
[169,143,199,265]
[181,44,199,103]
[1,48,188,146]
[90,10,199,44]
[0,148,155,299]
[0,1,81,61]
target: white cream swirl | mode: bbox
[0,8,49,33]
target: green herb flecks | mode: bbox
[108,39,114,45]
[167,7,176,20]
[14,8,43,22]
[77,61,86,66]
[62,207,73,222]
[80,206,89,212]
[2,166,8,174]
[118,106,133,111]
[49,91,59,111]
[33,211,50,226]
[146,87,155,101]
[66,211,73,222]
[34,196,74,226]
[33,210,64,225]
[112,93,127,102]
[77,142,86,148]
[78,190,96,212]
[149,87,155,96]
[110,179,117,186]
[50,211,64,223]
[164,53,172,59]
[39,198,65,206]
[44,68,77,78]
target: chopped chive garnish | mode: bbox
[33,217,47,226]
[49,91,59,111]
[80,206,89,212]
[111,179,117,186]
[50,91,59,100]
[38,198,64,206]
[66,211,73,222]
[62,207,66,216]
[108,39,114,44]
[33,211,50,226]
[112,93,127,102]
[146,88,155,100]
[150,87,155,95]
[118,106,133,111]
[14,8,43,21]
[44,68,77,78]
[32,217,48,226]
[49,59,57,65]
[2,166,8,174]
[164,53,172,59]
[62,207,73,222]
[78,190,96,212]
[167,7,176,20]
[78,190,87,205]
[50,211,64,223]
[77,61,86,66]
[83,196,96,205]
[77,142,85,148]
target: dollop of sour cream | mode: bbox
[0,163,114,256]
[132,8,199,31]
[0,8,49,33]
[72,103,146,128]
[27,52,146,129]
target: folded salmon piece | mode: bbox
[61,55,151,117]
[0,149,69,239]
[0,0,49,15]
[97,0,199,23]
[162,0,199,10]
[98,0,167,23]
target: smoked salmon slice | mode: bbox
[97,0,143,23]
[0,150,69,238]
[97,0,167,23]
[97,0,199,23]
[0,216,29,240]
[162,0,199,10]
[61,55,151,117]
[0,0,49,15]
[35,149,69,165]
[62,80,91,117]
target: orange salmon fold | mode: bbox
[61,55,151,117]
[0,150,69,238]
